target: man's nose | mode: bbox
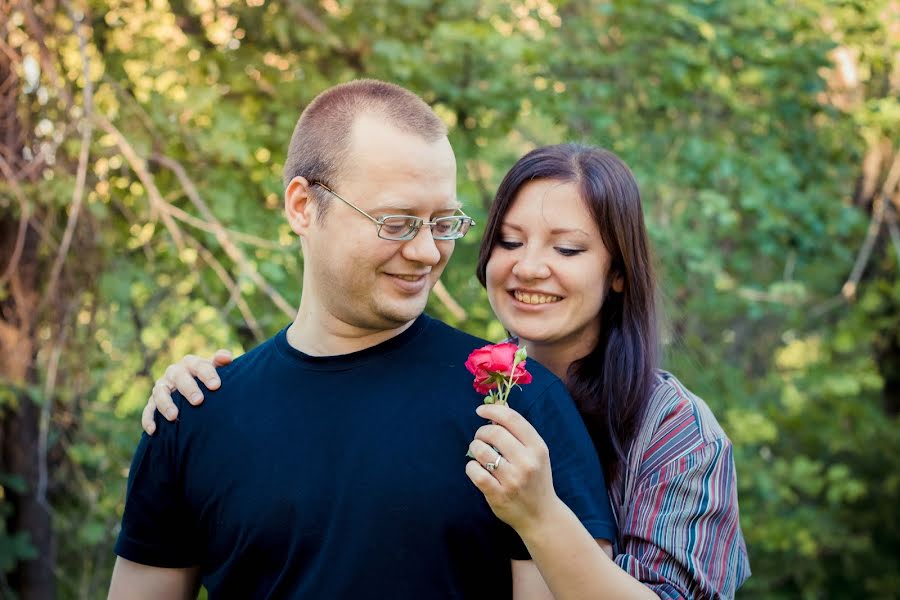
[401,225,443,266]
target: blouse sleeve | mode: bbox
[614,437,750,599]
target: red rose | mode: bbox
[465,342,533,396]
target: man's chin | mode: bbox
[378,297,428,326]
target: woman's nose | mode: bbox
[511,252,551,280]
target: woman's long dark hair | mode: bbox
[475,144,659,483]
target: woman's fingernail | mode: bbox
[209,378,220,387]
[148,425,156,434]
[476,405,487,416]
[166,408,178,420]
[190,392,203,404]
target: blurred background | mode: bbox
[1,0,898,598]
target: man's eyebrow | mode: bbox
[370,202,463,214]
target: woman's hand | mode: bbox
[141,350,233,435]
[465,403,560,533]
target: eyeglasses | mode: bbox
[311,182,475,241]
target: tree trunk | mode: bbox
[0,5,57,596]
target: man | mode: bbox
[109,80,615,599]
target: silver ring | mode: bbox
[485,454,503,473]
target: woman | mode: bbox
[144,144,750,598]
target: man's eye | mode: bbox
[433,220,453,235]
[497,240,522,250]
[555,247,584,256]
[381,218,413,234]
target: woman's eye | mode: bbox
[555,247,584,256]
[497,240,522,250]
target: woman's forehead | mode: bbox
[504,180,595,229]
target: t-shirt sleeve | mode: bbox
[114,398,202,567]
[508,380,617,559]
[615,437,750,600]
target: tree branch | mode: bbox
[886,202,900,269]
[185,234,264,341]
[432,280,467,321]
[842,151,900,300]
[151,153,295,318]
[842,194,884,300]
[93,115,186,250]
[42,4,93,306]
[0,155,31,289]
[21,0,72,107]
[36,303,72,514]
[164,202,291,251]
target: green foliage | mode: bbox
[0,474,36,596]
[2,0,898,597]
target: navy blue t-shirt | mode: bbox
[115,314,615,599]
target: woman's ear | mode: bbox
[285,176,316,236]
[611,273,624,293]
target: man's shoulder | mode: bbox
[412,314,492,361]
[420,314,490,348]
[420,315,562,388]
[169,331,284,410]
[214,331,283,381]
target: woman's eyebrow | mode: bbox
[549,227,589,236]
[502,222,589,236]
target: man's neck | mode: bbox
[286,306,417,357]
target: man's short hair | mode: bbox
[283,79,447,217]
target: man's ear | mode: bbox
[611,273,624,294]
[285,176,317,236]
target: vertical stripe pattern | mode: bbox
[610,371,751,599]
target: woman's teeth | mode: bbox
[514,291,562,305]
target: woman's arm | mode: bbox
[516,497,656,600]
[108,557,200,600]
[468,404,656,600]
[613,437,749,599]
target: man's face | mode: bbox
[301,114,458,332]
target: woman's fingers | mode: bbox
[145,353,226,432]
[211,349,233,370]
[467,438,504,474]
[469,424,540,492]
[465,459,502,496]
[142,400,157,435]
[182,354,222,394]
[150,360,204,422]
[467,406,558,530]
[476,404,547,451]
[473,421,529,467]
[160,362,197,406]
[151,378,179,421]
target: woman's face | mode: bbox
[485,179,619,354]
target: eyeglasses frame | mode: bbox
[310,181,475,241]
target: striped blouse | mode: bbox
[609,371,751,599]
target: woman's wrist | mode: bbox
[513,495,570,542]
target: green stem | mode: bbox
[498,355,521,405]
